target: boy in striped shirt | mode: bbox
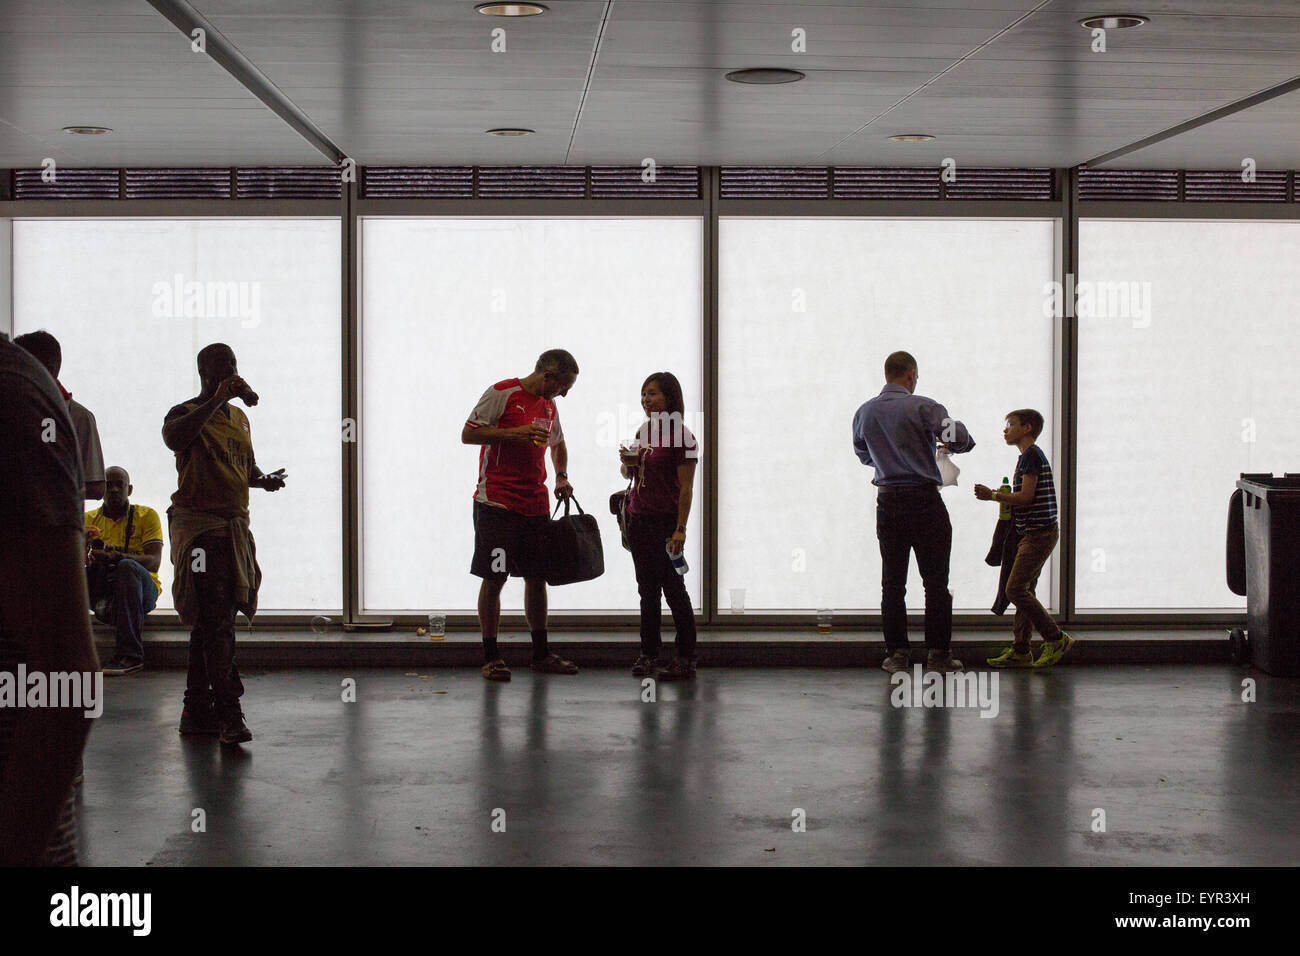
[975,409,1076,668]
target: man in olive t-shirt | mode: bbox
[163,343,285,744]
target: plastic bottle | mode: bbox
[998,477,1012,521]
[666,541,688,575]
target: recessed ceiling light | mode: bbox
[889,134,935,142]
[725,68,805,85]
[476,2,548,15]
[1079,14,1148,29]
[486,128,534,136]
[63,126,112,135]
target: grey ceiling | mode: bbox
[1,0,1298,169]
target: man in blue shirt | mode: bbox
[853,351,975,674]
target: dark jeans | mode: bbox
[184,532,245,717]
[627,511,696,660]
[87,558,158,662]
[876,484,953,653]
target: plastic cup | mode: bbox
[730,588,746,614]
[816,609,833,634]
[532,417,552,447]
[427,614,446,640]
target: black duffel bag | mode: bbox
[544,494,605,586]
[610,477,633,552]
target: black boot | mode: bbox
[179,698,219,735]
[218,710,253,744]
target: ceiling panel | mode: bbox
[1,0,1299,170]
[821,4,1300,167]
[191,0,609,165]
[0,0,322,167]
[1107,87,1300,169]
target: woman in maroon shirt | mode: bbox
[620,372,699,680]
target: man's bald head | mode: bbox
[102,466,133,513]
[197,342,235,377]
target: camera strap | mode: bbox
[118,505,135,554]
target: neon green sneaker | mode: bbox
[1033,633,1076,669]
[987,646,1035,668]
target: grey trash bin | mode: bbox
[1236,474,1300,676]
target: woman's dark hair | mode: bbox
[642,371,685,417]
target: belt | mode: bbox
[877,483,939,495]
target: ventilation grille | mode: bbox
[721,167,830,199]
[9,166,342,200]
[589,165,700,198]
[833,167,938,199]
[12,168,120,199]
[235,166,341,199]
[475,166,587,198]
[358,165,700,199]
[943,167,1055,200]
[1079,168,1296,202]
[1079,169,1181,201]
[362,166,474,198]
[125,168,232,199]
[722,166,1055,200]
[1183,169,1289,202]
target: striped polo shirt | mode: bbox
[1013,444,1058,533]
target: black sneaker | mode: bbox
[631,655,658,677]
[218,712,253,744]
[179,703,219,735]
[102,657,143,676]
[925,649,964,673]
[657,657,696,681]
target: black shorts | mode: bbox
[470,500,549,580]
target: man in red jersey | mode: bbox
[462,349,579,682]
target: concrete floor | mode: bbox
[79,664,1300,866]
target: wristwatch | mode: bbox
[556,472,568,479]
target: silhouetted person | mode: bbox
[163,343,284,743]
[975,409,1076,668]
[620,372,699,681]
[462,349,579,681]
[0,333,99,865]
[853,351,975,674]
[14,330,106,500]
[85,466,164,675]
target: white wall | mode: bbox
[1077,219,1300,610]
[360,217,704,614]
[12,218,342,612]
[718,217,1057,612]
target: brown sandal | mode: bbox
[481,659,512,682]
[531,653,578,675]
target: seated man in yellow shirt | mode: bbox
[84,466,164,676]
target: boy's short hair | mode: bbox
[1007,408,1044,439]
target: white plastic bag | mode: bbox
[936,448,960,487]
